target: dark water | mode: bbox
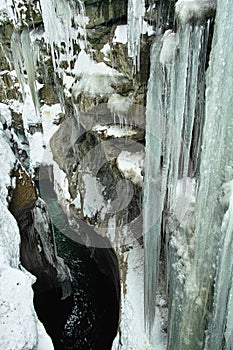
[39,181,120,350]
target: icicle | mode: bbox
[143,9,213,346]
[11,29,39,112]
[144,37,166,337]
[200,0,233,348]
[39,0,88,72]
[21,29,39,111]
[127,0,145,72]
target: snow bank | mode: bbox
[175,0,216,23]
[0,118,54,349]
[73,50,120,76]
[112,242,166,350]
[72,50,122,97]
[0,203,20,267]
[53,161,71,202]
[82,173,109,220]
[0,103,12,127]
[0,203,54,350]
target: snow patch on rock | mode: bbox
[117,151,144,186]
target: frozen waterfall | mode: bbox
[11,29,39,111]
[127,0,145,71]
[144,0,233,348]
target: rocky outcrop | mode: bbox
[9,161,71,294]
[85,0,127,27]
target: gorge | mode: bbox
[0,0,233,350]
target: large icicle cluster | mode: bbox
[144,18,211,342]
[144,0,233,348]
[40,0,88,72]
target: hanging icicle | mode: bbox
[143,1,214,346]
[11,28,39,112]
[127,0,145,72]
[39,0,89,72]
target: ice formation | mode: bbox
[11,29,39,111]
[127,0,145,71]
[1,0,232,349]
[144,0,233,348]
[40,0,88,71]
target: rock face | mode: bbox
[9,165,71,298]
[85,0,127,27]
[8,158,72,349]
[0,0,160,349]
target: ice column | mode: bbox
[143,2,214,345]
[11,29,39,111]
[201,0,233,348]
[127,0,145,72]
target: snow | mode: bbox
[142,20,155,36]
[0,264,54,350]
[82,173,109,219]
[0,202,20,267]
[112,242,166,350]
[37,321,54,350]
[0,131,16,206]
[175,0,216,23]
[0,103,12,127]
[0,266,37,350]
[71,193,81,211]
[113,25,128,44]
[100,42,111,56]
[92,124,137,138]
[72,50,123,97]
[21,86,41,130]
[117,151,144,186]
[0,0,13,22]
[22,103,61,169]
[41,104,61,146]
[28,132,44,168]
[53,161,70,201]
[73,50,121,76]
[72,74,116,98]
[40,104,61,165]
